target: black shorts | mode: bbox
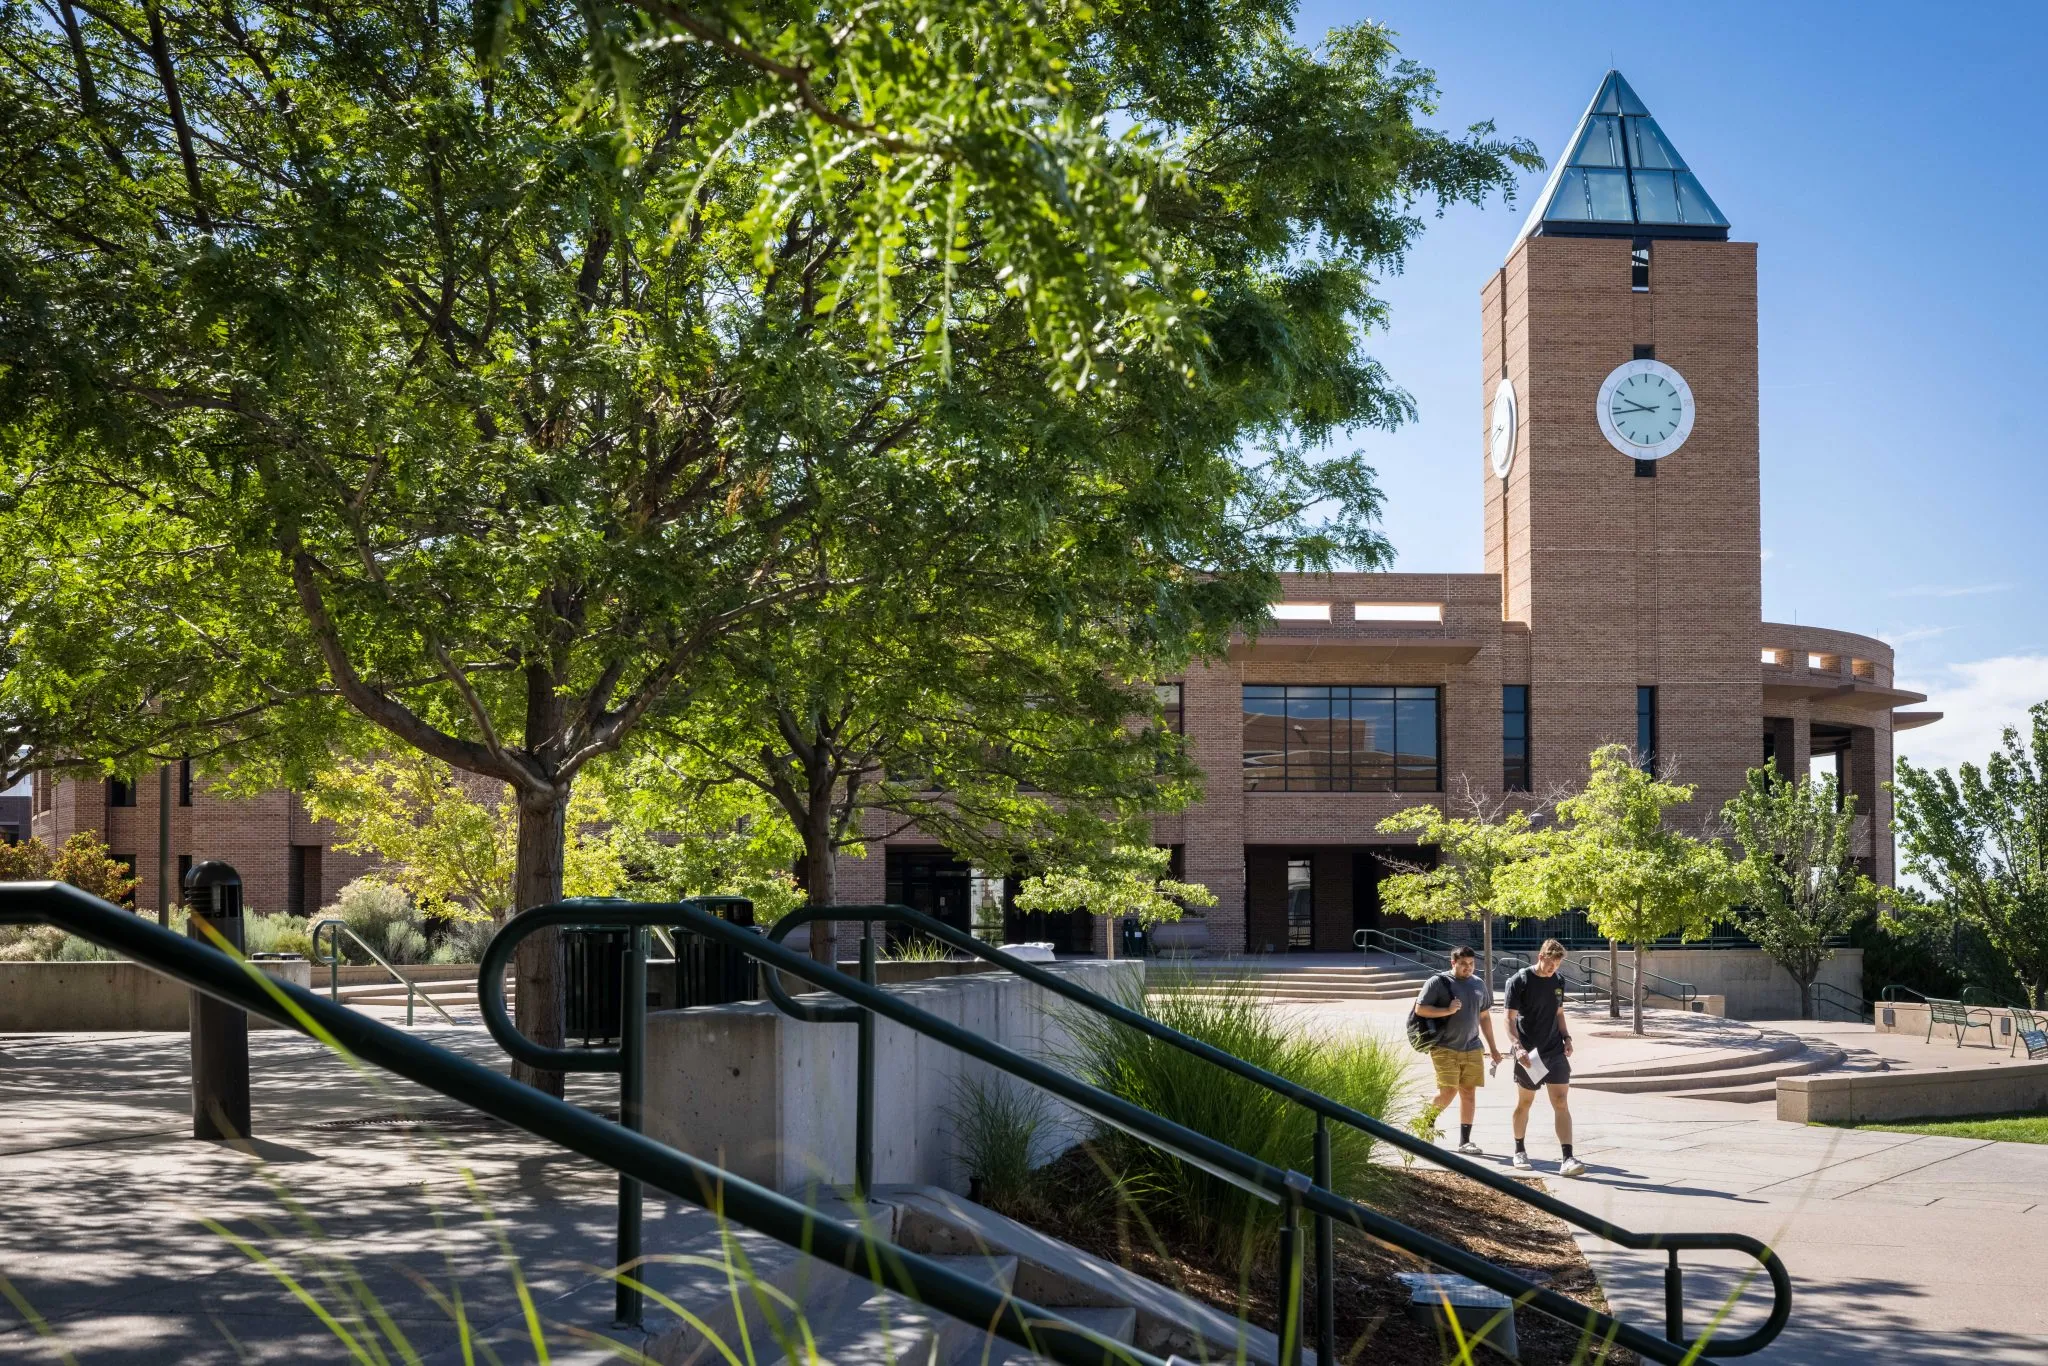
[1513,1050,1571,1091]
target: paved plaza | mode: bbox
[4,999,2047,1363]
[1304,999,2048,1363]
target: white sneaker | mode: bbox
[1559,1157,1588,1178]
[1511,1150,1533,1170]
[1456,1140,1484,1156]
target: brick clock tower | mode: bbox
[1482,71,1760,817]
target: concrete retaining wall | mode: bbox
[1779,1060,2048,1124]
[0,959,314,1031]
[1583,948,1863,1020]
[644,961,1139,1194]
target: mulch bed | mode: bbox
[1012,1147,1636,1366]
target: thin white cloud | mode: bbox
[1877,625,1955,648]
[1760,548,1775,563]
[1895,655,2048,776]
[1888,583,2012,599]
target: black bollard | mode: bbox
[185,861,250,1141]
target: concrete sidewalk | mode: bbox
[0,1027,810,1364]
[1304,998,2048,1363]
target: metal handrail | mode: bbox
[1809,982,1872,1023]
[0,882,1153,1366]
[1355,926,1534,991]
[1575,953,1700,1011]
[308,917,457,1026]
[730,903,1790,1363]
[1880,984,1929,1003]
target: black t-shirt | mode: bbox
[1505,968,1567,1055]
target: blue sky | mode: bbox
[1290,0,2048,774]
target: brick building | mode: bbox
[30,762,374,919]
[833,71,1937,955]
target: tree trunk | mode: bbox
[1632,939,1646,1035]
[802,801,837,966]
[511,790,568,1097]
[1608,937,1620,1020]
[1799,977,1814,1021]
[1481,911,1494,998]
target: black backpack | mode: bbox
[1404,974,1449,1053]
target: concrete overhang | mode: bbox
[1892,710,1944,732]
[1760,675,1929,710]
[1228,634,1484,665]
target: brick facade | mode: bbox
[31,767,375,918]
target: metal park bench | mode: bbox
[1926,997,1994,1047]
[2010,1006,2048,1059]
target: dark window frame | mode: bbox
[1631,240,1651,292]
[107,776,136,808]
[1242,684,1443,793]
[1502,685,1531,792]
[178,758,193,807]
[1637,686,1658,772]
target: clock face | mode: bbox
[1489,380,1518,479]
[1595,359,1696,460]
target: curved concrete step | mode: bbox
[1572,1031,1801,1083]
[1579,1038,1852,1098]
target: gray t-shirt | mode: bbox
[1419,972,1492,1052]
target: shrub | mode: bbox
[1061,973,1411,1258]
[245,914,315,959]
[429,916,496,965]
[0,831,141,905]
[948,1073,1053,1216]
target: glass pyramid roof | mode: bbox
[1515,71,1729,243]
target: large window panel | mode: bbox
[1242,685,1441,792]
[1395,688,1440,791]
[1242,686,1287,791]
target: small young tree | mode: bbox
[1376,780,1544,990]
[1013,844,1217,934]
[1723,766,1882,1019]
[1892,701,2048,1008]
[302,755,624,924]
[1498,745,1739,1035]
[0,831,140,905]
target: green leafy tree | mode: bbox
[1014,844,1216,930]
[1723,766,1882,1019]
[1376,782,1544,989]
[601,752,806,923]
[1891,702,2048,1008]
[301,755,624,924]
[0,0,1530,1085]
[1499,745,1740,1034]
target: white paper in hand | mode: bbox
[1519,1048,1550,1086]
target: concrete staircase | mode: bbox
[639,1186,1272,1366]
[1159,959,1435,1004]
[332,976,487,1019]
[1572,1027,1890,1104]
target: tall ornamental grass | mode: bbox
[1062,973,1411,1256]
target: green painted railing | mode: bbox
[731,902,1790,1364]
[0,882,1158,1366]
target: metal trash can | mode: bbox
[563,927,629,1046]
[650,901,760,1010]
[1120,917,1149,959]
[564,903,762,1037]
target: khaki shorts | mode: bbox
[1430,1046,1485,1090]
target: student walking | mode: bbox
[1505,938,1584,1177]
[1411,945,1504,1154]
